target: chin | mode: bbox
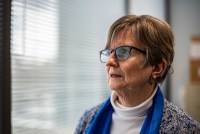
[108,80,127,90]
[109,84,125,91]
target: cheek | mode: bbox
[123,66,139,82]
[123,62,152,85]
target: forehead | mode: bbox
[110,28,139,49]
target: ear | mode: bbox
[152,59,167,78]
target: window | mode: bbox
[11,0,125,133]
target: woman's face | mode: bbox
[106,30,153,94]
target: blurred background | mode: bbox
[0,0,200,134]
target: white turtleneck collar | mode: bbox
[111,86,157,117]
[110,86,158,134]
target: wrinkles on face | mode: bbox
[106,29,154,107]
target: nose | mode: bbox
[106,53,119,67]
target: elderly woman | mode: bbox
[75,15,200,134]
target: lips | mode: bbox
[110,73,122,78]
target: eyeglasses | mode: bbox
[100,45,146,63]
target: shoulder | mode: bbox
[74,102,104,134]
[159,99,200,134]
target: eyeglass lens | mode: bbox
[115,47,130,61]
[100,50,111,63]
[100,46,131,63]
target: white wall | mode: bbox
[170,0,200,108]
[129,0,165,20]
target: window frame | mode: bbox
[0,0,11,134]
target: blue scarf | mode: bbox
[86,87,164,134]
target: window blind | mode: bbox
[11,0,125,133]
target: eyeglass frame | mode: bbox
[99,45,146,63]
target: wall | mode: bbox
[170,0,200,108]
[129,0,165,20]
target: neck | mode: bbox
[115,85,156,107]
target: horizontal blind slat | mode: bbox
[11,0,124,134]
